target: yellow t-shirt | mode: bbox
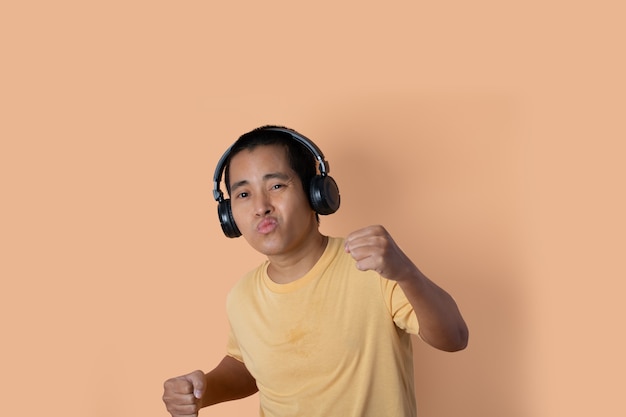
[226,237,419,417]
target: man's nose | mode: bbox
[254,192,272,216]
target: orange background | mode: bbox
[1,1,625,416]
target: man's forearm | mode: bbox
[201,355,258,408]
[398,268,469,352]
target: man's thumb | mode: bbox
[186,370,206,400]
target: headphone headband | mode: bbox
[212,127,330,202]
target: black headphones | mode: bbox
[212,126,341,238]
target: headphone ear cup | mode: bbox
[309,175,340,215]
[217,199,242,238]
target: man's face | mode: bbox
[228,144,318,257]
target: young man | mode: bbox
[163,126,468,417]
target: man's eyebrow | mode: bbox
[230,172,291,193]
[263,172,291,182]
[230,179,249,192]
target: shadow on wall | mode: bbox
[316,93,529,417]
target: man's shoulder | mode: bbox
[227,262,266,299]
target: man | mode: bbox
[163,126,468,417]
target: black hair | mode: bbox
[224,125,319,215]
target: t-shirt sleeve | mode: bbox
[380,278,420,335]
[226,321,245,362]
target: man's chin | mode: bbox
[243,234,283,256]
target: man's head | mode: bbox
[214,126,340,239]
[224,126,317,206]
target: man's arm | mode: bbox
[345,225,469,352]
[163,355,258,417]
[394,266,469,352]
[201,355,258,407]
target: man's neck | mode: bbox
[266,233,329,284]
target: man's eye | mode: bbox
[238,192,249,198]
[272,184,283,190]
